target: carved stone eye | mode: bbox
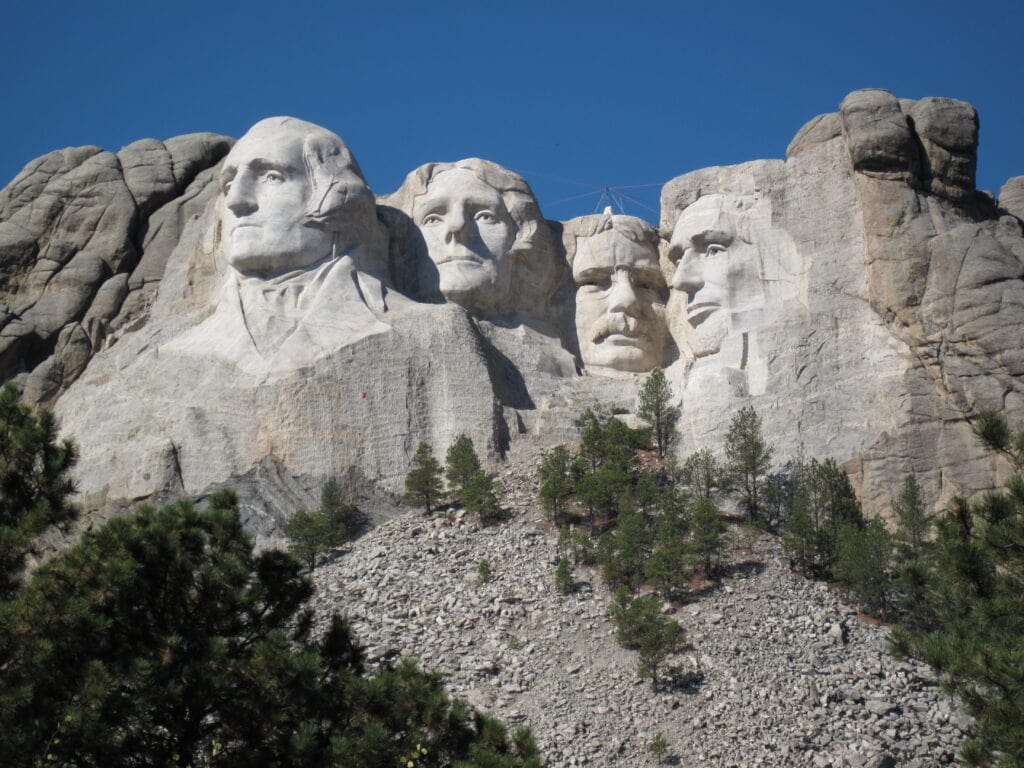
[421,213,444,226]
[474,210,497,223]
[706,244,727,257]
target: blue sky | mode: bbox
[2,0,1021,223]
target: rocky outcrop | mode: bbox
[0,133,232,404]
[2,89,1023,528]
[311,470,969,767]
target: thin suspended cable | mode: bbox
[545,189,606,207]
[617,192,661,216]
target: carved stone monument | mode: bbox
[2,89,1023,531]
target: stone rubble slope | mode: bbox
[312,466,968,768]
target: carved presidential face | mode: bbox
[412,168,517,310]
[667,195,763,358]
[573,228,668,373]
[220,124,334,276]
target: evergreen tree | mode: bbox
[681,448,720,501]
[0,492,544,766]
[645,489,691,601]
[723,406,773,522]
[833,519,893,616]
[893,475,932,558]
[462,472,502,525]
[892,412,1024,766]
[0,382,78,596]
[636,368,679,458]
[609,590,684,690]
[690,496,727,577]
[283,478,364,572]
[554,557,574,595]
[599,509,653,591]
[782,457,862,575]
[445,434,482,502]
[538,445,573,526]
[405,442,443,513]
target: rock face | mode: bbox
[2,88,1023,528]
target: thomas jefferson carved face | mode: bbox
[667,195,764,358]
[412,168,517,307]
[571,224,668,373]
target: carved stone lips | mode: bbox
[687,301,720,325]
[436,253,482,266]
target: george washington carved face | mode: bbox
[219,117,377,277]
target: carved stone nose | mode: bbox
[225,177,257,215]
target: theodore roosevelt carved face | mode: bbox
[219,117,378,277]
[563,214,669,374]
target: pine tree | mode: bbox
[681,448,720,501]
[445,434,482,501]
[462,471,502,525]
[404,442,443,513]
[833,519,893,616]
[0,491,545,767]
[538,444,573,525]
[892,412,1024,766]
[636,368,679,458]
[0,382,78,596]
[690,496,727,577]
[283,478,364,572]
[645,488,691,601]
[723,406,774,522]
[893,475,931,558]
[599,509,653,591]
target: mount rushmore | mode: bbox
[1,88,1023,536]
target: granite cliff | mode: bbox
[1,90,1022,540]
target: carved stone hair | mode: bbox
[387,158,551,259]
[561,213,660,266]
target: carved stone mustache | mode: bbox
[592,314,646,343]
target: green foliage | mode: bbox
[283,478,364,571]
[782,457,863,576]
[538,445,573,525]
[0,493,543,767]
[891,415,1024,767]
[445,434,483,501]
[690,496,727,578]
[462,472,502,525]
[610,590,684,689]
[649,733,669,763]
[405,443,444,513]
[477,558,493,585]
[599,510,653,591]
[554,557,574,595]
[833,519,893,616]
[893,475,932,558]
[636,368,679,458]
[723,406,773,522]
[681,448,720,502]
[0,382,78,596]
[558,527,598,566]
[645,492,691,601]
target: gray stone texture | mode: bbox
[2,90,1024,530]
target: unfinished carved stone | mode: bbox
[562,214,669,374]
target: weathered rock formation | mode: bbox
[1,89,1022,532]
